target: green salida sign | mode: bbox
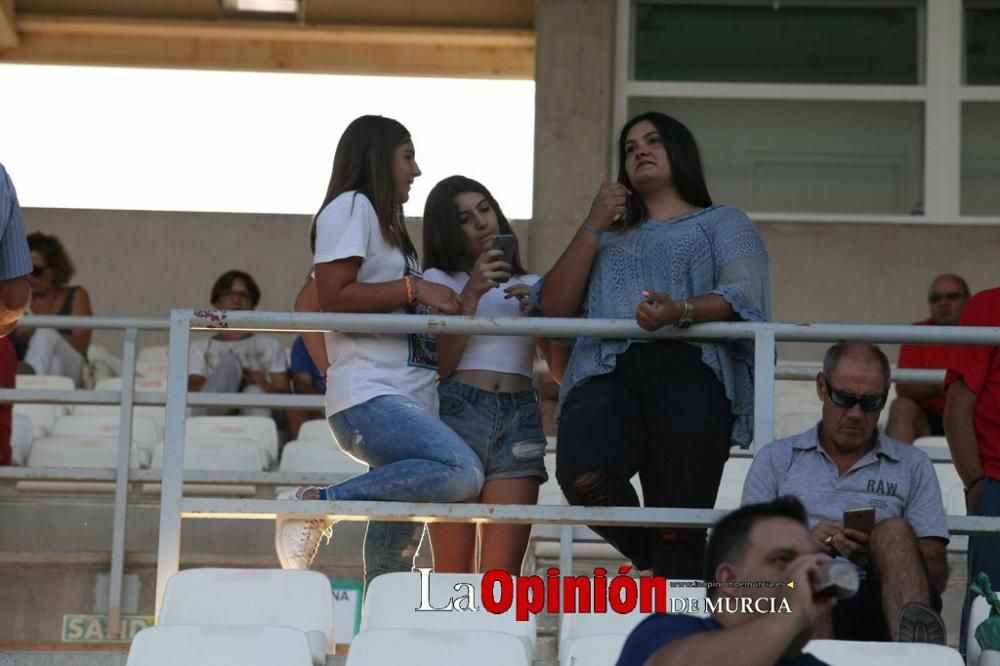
[62,615,154,642]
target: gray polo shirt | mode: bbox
[741,423,949,542]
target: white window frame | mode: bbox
[614,0,1000,225]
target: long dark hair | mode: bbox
[311,115,417,260]
[422,175,526,275]
[614,111,713,231]
[27,232,75,287]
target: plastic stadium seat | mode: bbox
[159,568,334,665]
[135,346,169,379]
[559,578,706,665]
[18,435,141,493]
[913,436,950,461]
[297,419,333,443]
[803,640,963,665]
[538,453,563,506]
[714,455,751,510]
[10,413,32,466]
[277,439,365,494]
[968,595,990,666]
[361,572,537,659]
[137,346,169,365]
[52,414,159,467]
[346,628,529,666]
[75,376,168,429]
[13,374,74,438]
[560,634,629,666]
[145,437,262,496]
[185,416,278,468]
[125,624,313,666]
[933,461,967,552]
[15,374,75,391]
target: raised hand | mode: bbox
[585,174,629,231]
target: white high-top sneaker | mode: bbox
[274,487,334,570]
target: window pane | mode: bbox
[965,3,1000,84]
[627,98,924,215]
[962,103,1000,215]
[633,2,920,84]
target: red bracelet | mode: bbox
[403,276,418,306]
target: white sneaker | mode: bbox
[274,487,334,570]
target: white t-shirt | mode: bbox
[188,335,287,377]
[314,191,438,417]
[422,269,540,378]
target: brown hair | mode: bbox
[27,232,75,287]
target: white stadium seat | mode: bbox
[346,628,529,666]
[932,461,967,552]
[13,374,74,438]
[803,639,963,665]
[361,571,537,660]
[10,413,33,466]
[913,435,950,460]
[125,625,312,666]
[145,436,262,496]
[714,454,751,510]
[968,595,990,666]
[537,452,563,506]
[158,568,334,665]
[297,419,334,442]
[560,634,629,666]
[52,414,159,467]
[773,379,819,439]
[277,439,365,494]
[18,435,141,493]
[559,578,706,666]
[135,346,169,379]
[185,415,278,468]
[75,376,168,430]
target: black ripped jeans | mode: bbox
[556,341,733,578]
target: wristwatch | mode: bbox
[677,300,695,328]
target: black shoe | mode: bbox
[896,601,946,644]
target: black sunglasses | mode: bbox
[928,291,964,303]
[31,265,50,277]
[822,375,887,412]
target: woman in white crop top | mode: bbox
[275,117,488,582]
[422,175,569,574]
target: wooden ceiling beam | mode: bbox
[0,15,534,78]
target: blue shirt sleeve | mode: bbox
[0,164,32,281]
[708,209,770,323]
[616,614,719,666]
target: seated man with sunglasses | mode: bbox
[887,273,970,443]
[742,340,949,645]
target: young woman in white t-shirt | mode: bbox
[275,116,485,580]
[421,175,568,574]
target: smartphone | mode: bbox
[843,507,876,534]
[490,234,518,284]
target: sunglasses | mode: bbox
[928,292,964,304]
[822,375,887,412]
[31,265,50,277]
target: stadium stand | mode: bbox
[802,639,964,665]
[145,436,263,496]
[185,415,279,468]
[18,435,141,493]
[298,418,335,443]
[345,628,529,666]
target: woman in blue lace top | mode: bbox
[539,111,771,578]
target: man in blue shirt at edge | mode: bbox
[617,497,833,666]
[0,164,32,338]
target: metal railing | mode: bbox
[2,312,1000,625]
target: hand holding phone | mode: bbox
[489,235,517,284]
[842,507,876,534]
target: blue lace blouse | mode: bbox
[538,204,770,449]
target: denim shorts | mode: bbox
[438,378,548,483]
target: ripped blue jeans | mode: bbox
[320,394,486,586]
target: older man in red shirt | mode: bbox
[887,274,970,443]
[944,286,1000,653]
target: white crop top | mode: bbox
[422,269,540,378]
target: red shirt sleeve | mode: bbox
[945,292,996,396]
